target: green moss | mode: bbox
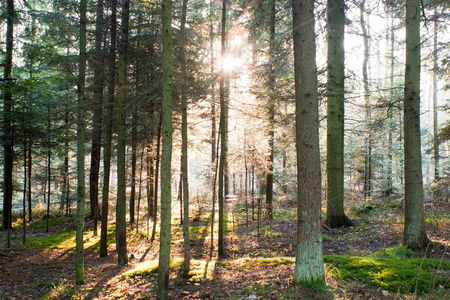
[25,231,76,249]
[217,256,294,269]
[324,254,450,293]
[273,209,296,220]
[121,258,184,278]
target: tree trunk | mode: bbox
[180,0,190,276]
[433,10,439,181]
[151,116,162,243]
[158,0,173,297]
[218,0,227,259]
[130,111,137,225]
[100,0,117,258]
[265,0,275,220]
[76,0,87,284]
[292,0,325,288]
[2,0,14,232]
[403,0,428,249]
[46,106,51,233]
[90,0,104,236]
[325,0,353,228]
[116,0,130,266]
[361,0,372,200]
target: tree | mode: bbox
[89,0,105,234]
[158,0,174,297]
[100,0,118,258]
[403,0,428,249]
[116,0,130,266]
[75,0,87,284]
[180,0,191,277]
[2,0,15,232]
[218,0,227,259]
[292,0,326,288]
[325,0,353,228]
[265,0,275,220]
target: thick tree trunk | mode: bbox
[292,0,325,288]
[325,0,353,228]
[158,0,173,297]
[403,0,428,249]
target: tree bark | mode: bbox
[100,0,117,258]
[2,0,14,232]
[218,0,227,259]
[265,0,275,220]
[292,0,325,288]
[325,0,353,228]
[90,0,104,235]
[403,0,428,249]
[75,0,87,284]
[158,0,173,297]
[116,0,130,266]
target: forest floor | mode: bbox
[1,191,450,299]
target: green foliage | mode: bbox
[324,254,450,293]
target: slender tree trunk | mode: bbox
[180,0,190,276]
[46,106,51,233]
[22,115,27,244]
[292,0,325,287]
[361,0,372,200]
[76,0,87,284]
[100,0,117,258]
[210,0,217,212]
[210,126,221,259]
[28,140,33,220]
[265,0,275,220]
[151,116,162,243]
[2,0,14,232]
[387,11,395,195]
[218,0,227,259]
[116,0,130,266]
[158,0,173,297]
[130,111,137,225]
[325,0,353,228]
[90,0,104,235]
[433,10,439,181]
[403,0,428,249]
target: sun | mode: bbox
[223,53,240,72]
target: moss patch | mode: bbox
[324,254,450,293]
